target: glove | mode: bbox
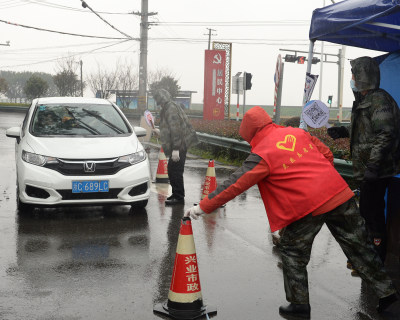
[152,128,160,136]
[184,205,205,220]
[327,126,349,140]
[171,150,180,162]
[363,163,379,181]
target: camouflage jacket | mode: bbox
[159,101,199,157]
[350,89,400,180]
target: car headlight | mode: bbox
[22,150,58,166]
[118,151,146,165]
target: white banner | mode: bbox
[304,72,319,104]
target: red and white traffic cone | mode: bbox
[201,160,217,200]
[155,147,169,183]
[154,217,217,319]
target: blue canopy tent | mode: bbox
[299,0,400,129]
[307,0,400,255]
[309,0,400,52]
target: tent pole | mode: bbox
[299,40,315,130]
[319,0,326,101]
[337,46,346,122]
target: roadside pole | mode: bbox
[275,63,284,124]
[237,76,240,121]
[273,54,283,124]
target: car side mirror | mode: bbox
[6,127,21,139]
[133,126,147,138]
[6,127,21,144]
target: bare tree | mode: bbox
[53,56,83,97]
[115,62,138,109]
[148,68,177,88]
[86,62,119,99]
[148,68,180,98]
[24,75,49,101]
[0,77,8,95]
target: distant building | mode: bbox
[97,90,197,110]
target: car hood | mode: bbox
[25,134,141,159]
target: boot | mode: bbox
[377,293,398,313]
[279,303,311,319]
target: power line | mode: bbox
[17,0,134,15]
[0,0,29,9]
[0,39,131,69]
[80,0,134,39]
[0,40,127,54]
[152,20,309,27]
[0,19,131,40]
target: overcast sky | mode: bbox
[0,0,382,108]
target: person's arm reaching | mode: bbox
[199,153,270,213]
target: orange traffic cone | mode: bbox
[201,160,217,200]
[155,147,169,183]
[154,217,217,319]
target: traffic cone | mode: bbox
[154,217,217,319]
[155,147,169,183]
[201,160,217,200]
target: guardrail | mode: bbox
[197,132,354,178]
[0,106,28,113]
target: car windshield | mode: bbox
[30,103,131,136]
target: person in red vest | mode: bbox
[184,106,399,319]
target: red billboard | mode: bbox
[203,50,226,120]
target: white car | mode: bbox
[6,97,151,212]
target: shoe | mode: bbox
[166,194,174,200]
[279,303,311,319]
[377,293,399,313]
[165,196,184,205]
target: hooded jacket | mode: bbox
[155,89,198,157]
[349,56,400,180]
[199,106,352,232]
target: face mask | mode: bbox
[350,79,358,92]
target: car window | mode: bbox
[21,100,36,138]
[30,103,131,136]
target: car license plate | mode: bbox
[72,180,109,193]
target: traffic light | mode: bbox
[312,57,320,64]
[284,54,297,63]
[297,56,306,64]
[244,72,252,90]
[328,95,333,105]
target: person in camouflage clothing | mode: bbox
[185,106,399,319]
[328,56,400,263]
[152,89,198,205]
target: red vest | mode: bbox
[251,125,348,232]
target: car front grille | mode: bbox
[57,188,123,200]
[44,158,130,176]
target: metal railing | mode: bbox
[197,132,353,178]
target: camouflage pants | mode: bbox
[277,198,396,304]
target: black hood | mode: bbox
[350,56,380,91]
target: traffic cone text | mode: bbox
[201,160,217,200]
[154,217,216,319]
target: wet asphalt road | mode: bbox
[0,111,399,320]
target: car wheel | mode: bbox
[130,200,148,209]
[16,185,34,214]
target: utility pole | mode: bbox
[205,28,217,50]
[133,1,157,113]
[80,60,83,97]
